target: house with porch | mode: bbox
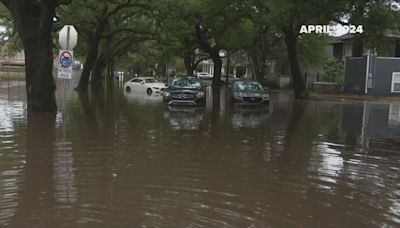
[200,51,292,87]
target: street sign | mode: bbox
[59,25,78,50]
[58,50,73,79]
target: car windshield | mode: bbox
[145,78,158,83]
[171,77,201,88]
[234,81,264,92]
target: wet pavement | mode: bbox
[0,78,400,227]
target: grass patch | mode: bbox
[269,89,400,102]
[308,92,400,102]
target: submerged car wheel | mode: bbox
[125,86,131,93]
[147,88,153,95]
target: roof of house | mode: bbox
[330,30,400,44]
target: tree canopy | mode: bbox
[0,0,400,110]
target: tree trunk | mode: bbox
[249,54,265,82]
[76,37,100,90]
[256,67,266,82]
[108,60,115,79]
[91,59,106,88]
[211,51,222,87]
[193,23,222,86]
[283,28,307,98]
[184,51,195,75]
[76,21,106,91]
[5,1,57,111]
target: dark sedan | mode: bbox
[231,79,270,105]
[163,77,206,106]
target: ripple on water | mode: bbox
[0,99,26,226]
[1,94,400,227]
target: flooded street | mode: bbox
[0,78,400,227]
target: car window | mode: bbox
[145,78,158,83]
[131,79,141,83]
[171,77,201,88]
[234,81,264,92]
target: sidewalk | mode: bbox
[270,89,400,102]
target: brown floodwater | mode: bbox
[0,77,400,227]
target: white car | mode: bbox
[196,72,213,80]
[124,77,167,95]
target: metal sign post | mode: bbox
[57,25,78,138]
[58,25,78,103]
[58,25,77,80]
[57,25,78,197]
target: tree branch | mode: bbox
[0,0,9,8]
[105,0,148,21]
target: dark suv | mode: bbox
[163,77,206,106]
[231,79,270,105]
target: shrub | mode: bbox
[322,57,344,83]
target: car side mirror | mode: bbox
[140,81,145,84]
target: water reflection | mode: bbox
[0,81,399,226]
[0,99,25,226]
[231,106,270,129]
[0,100,25,132]
[124,90,163,105]
[11,112,57,227]
[341,102,400,141]
[163,106,204,130]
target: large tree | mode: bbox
[0,0,71,111]
[265,0,346,98]
[338,0,400,56]
[158,0,248,86]
[244,3,284,82]
[59,0,152,91]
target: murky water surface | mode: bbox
[0,78,400,227]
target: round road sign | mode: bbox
[60,51,73,68]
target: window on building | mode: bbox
[392,73,400,93]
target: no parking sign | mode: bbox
[58,50,73,79]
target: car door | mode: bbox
[139,79,148,93]
[130,78,142,92]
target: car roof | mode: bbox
[134,77,155,80]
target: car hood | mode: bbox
[169,87,202,92]
[234,91,267,97]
